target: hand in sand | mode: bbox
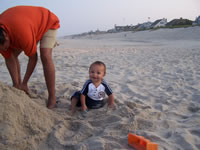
[82,104,88,111]
[108,103,116,110]
[69,110,75,116]
[19,83,30,96]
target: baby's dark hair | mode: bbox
[89,61,106,75]
[0,27,6,45]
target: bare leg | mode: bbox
[70,98,78,115]
[40,48,56,109]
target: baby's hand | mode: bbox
[82,105,88,111]
[108,103,116,110]
[68,111,74,116]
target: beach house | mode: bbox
[193,16,200,25]
[150,18,167,28]
[135,22,152,30]
[114,25,135,32]
[166,18,193,27]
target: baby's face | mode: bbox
[89,64,105,84]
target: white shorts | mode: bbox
[40,29,57,48]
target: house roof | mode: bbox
[151,19,162,27]
[166,18,193,26]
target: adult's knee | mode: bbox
[40,48,52,63]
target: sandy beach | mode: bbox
[1,26,200,150]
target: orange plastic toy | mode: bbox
[128,133,158,150]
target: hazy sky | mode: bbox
[1,0,199,36]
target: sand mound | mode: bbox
[0,82,62,150]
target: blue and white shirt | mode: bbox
[80,79,113,101]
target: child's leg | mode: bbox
[70,97,78,115]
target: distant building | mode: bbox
[135,22,152,30]
[193,16,200,25]
[150,18,167,28]
[166,18,193,27]
[114,25,135,32]
[107,28,116,33]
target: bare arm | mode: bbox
[20,53,38,94]
[22,53,38,85]
[5,54,21,88]
[80,94,88,111]
[108,94,115,108]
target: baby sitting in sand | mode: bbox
[70,61,115,117]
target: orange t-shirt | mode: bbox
[0,6,60,59]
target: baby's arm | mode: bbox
[80,94,87,111]
[108,94,115,108]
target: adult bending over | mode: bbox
[0,6,60,109]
